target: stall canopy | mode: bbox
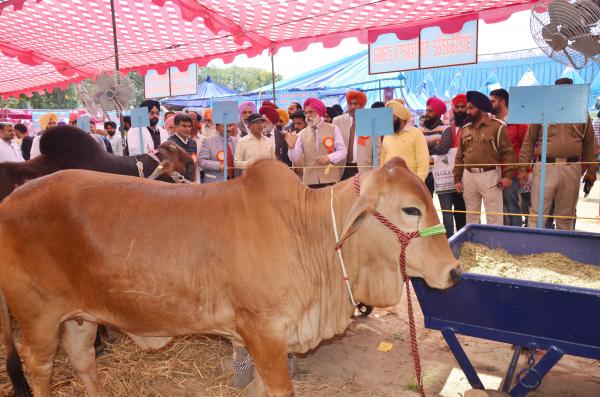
[0,0,535,99]
[238,49,599,110]
[161,75,236,108]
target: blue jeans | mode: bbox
[438,192,455,238]
[503,178,522,227]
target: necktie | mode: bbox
[348,118,356,163]
[226,139,234,179]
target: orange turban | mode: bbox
[276,108,289,125]
[346,90,367,108]
[203,108,212,120]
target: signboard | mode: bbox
[144,69,170,98]
[170,64,198,96]
[508,85,590,124]
[144,64,198,98]
[369,33,419,74]
[355,107,393,168]
[420,20,477,69]
[212,101,239,125]
[507,84,589,228]
[368,17,478,74]
[130,107,150,128]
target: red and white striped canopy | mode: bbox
[0,0,534,98]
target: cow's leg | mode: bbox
[61,320,108,397]
[238,324,293,397]
[19,320,60,397]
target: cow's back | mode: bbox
[0,164,311,338]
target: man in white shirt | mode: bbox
[104,121,123,155]
[234,113,275,171]
[0,123,24,163]
[127,100,169,155]
[30,112,58,159]
[285,98,347,188]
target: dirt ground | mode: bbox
[2,288,599,397]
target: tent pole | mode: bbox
[271,48,276,105]
[110,0,128,153]
[110,0,120,72]
[378,81,382,101]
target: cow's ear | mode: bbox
[336,176,381,249]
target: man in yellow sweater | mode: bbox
[380,100,429,181]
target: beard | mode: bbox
[465,111,480,124]
[393,118,402,132]
[422,116,439,130]
[306,115,320,128]
[454,112,467,127]
[149,118,159,127]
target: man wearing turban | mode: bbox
[420,97,452,193]
[422,96,460,237]
[201,108,217,138]
[237,101,256,137]
[380,101,429,181]
[272,108,292,166]
[286,98,347,187]
[518,79,597,230]
[453,91,515,226]
[333,90,380,180]
[126,99,169,156]
[30,112,58,159]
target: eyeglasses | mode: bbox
[305,109,316,115]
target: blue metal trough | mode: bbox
[412,224,600,397]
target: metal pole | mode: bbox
[110,0,120,72]
[271,49,276,105]
[536,114,549,228]
[109,0,129,154]
[223,126,228,180]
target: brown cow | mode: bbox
[0,125,195,202]
[0,158,459,397]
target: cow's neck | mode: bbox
[92,153,159,179]
[293,180,361,351]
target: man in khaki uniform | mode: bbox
[518,79,598,230]
[333,90,381,179]
[454,91,515,225]
[286,98,347,188]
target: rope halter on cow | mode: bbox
[136,150,192,183]
[330,173,446,397]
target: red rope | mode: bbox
[353,175,426,397]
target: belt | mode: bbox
[537,156,579,163]
[466,167,496,173]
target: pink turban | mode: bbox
[303,98,327,118]
[426,97,447,116]
[238,101,257,116]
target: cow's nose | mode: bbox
[450,266,462,285]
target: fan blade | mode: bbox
[548,0,580,25]
[571,35,600,57]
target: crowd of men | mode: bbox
[1,79,598,235]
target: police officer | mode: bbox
[518,78,598,230]
[454,91,516,225]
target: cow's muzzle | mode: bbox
[450,266,462,285]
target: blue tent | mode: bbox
[234,49,599,109]
[162,76,237,108]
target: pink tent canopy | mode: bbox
[0,0,534,99]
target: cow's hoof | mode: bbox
[228,367,255,388]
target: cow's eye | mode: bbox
[402,207,421,216]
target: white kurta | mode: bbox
[0,139,24,163]
[126,126,169,155]
[30,135,42,159]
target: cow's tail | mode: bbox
[0,290,31,397]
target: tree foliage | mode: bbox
[0,67,279,109]
[198,66,282,93]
